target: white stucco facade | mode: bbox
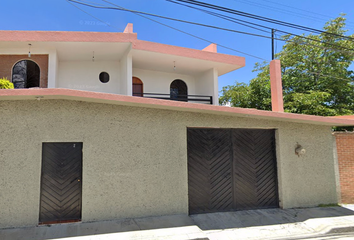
[119,48,133,96]
[58,61,121,94]
[1,46,221,105]
[195,68,218,105]
[133,68,195,94]
[53,49,219,103]
[0,31,243,105]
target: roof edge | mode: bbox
[0,30,138,42]
[0,30,245,68]
[133,40,245,67]
[1,89,354,126]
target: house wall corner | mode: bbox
[195,68,218,105]
[120,46,133,96]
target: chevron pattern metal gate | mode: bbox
[187,128,278,214]
[39,143,83,223]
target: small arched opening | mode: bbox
[132,77,144,97]
[170,79,188,102]
[12,60,40,88]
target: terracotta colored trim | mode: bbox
[202,43,217,53]
[0,30,245,67]
[1,88,354,126]
[133,40,244,66]
[124,23,133,33]
[270,60,284,112]
[0,30,137,42]
[331,115,354,120]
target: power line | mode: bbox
[68,0,354,55]
[236,0,323,21]
[102,0,266,60]
[232,0,354,28]
[167,0,354,53]
[169,0,354,41]
[168,0,273,32]
[262,0,354,25]
[68,0,267,60]
[66,0,120,30]
[166,0,270,34]
[172,0,344,35]
[67,0,289,41]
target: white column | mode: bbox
[47,49,58,88]
[196,68,218,105]
[212,68,218,105]
[119,46,133,95]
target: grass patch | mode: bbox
[318,203,340,207]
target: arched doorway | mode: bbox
[170,79,187,101]
[132,77,143,97]
[12,60,40,88]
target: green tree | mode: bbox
[220,15,354,116]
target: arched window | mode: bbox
[133,77,143,97]
[170,79,188,101]
[12,60,40,88]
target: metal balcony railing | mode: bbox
[133,93,213,104]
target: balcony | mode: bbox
[133,93,213,105]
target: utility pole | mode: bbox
[271,29,275,60]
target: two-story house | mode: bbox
[1,23,354,230]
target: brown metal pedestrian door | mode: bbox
[187,128,278,214]
[39,143,83,224]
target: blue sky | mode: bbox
[1,0,353,92]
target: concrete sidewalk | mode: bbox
[1,205,354,240]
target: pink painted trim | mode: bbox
[331,115,354,119]
[133,40,244,66]
[124,23,133,33]
[202,43,217,53]
[0,30,245,67]
[0,30,137,42]
[270,60,284,112]
[1,88,354,126]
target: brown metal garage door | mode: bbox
[39,142,83,224]
[187,128,278,214]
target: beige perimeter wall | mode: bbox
[0,100,337,228]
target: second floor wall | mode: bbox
[0,29,245,105]
[57,61,121,94]
[133,68,197,96]
[0,53,219,105]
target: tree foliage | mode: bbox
[220,15,354,116]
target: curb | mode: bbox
[203,216,354,240]
[328,226,354,234]
[304,215,354,234]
